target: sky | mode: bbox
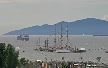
[0,0,108,35]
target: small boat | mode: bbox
[17,34,29,41]
[79,48,86,52]
[73,48,86,53]
[105,51,108,53]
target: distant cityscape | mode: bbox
[4,18,108,35]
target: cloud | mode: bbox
[102,15,108,21]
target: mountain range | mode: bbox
[4,18,108,35]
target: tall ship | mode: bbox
[17,34,29,41]
[55,24,72,53]
[55,25,86,53]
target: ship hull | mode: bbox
[17,34,29,41]
[56,49,71,53]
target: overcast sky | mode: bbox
[0,0,108,35]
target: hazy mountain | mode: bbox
[4,18,108,35]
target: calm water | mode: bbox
[0,35,108,63]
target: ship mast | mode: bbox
[37,38,40,50]
[58,31,60,47]
[36,39,39,48]
[60,24,63,47]
[66,26,69,46]
[54,24,56,47]
[38,38,40,46]
[46,37,49,50]
[45,37,49,50]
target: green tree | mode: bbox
[0,43,6,68]
[20,58,29,66]
[4,44,19,68]
[0,43,19,68]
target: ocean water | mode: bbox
[0,35,108,63]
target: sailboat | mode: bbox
[56,25,71,53]
[86,41,88,46]
[34,38,41,51]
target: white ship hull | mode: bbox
[56,49,71,53]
